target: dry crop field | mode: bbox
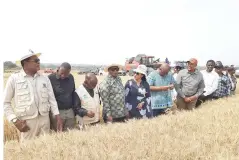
[3,71,239,160]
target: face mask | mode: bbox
[222,71,227,75]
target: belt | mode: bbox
[185,93,196,97]
[59,108,72,111]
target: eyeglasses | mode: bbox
[27,58,40,63]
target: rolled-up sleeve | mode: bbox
[73,92,88,117]
[3,75,17,122]
[99,82,111,117]
[46,77,59,115]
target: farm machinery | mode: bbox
[125,54,165,76]
[172,61,188,69]
[44,68,55,74]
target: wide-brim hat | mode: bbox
[133,65,147,75]
[16,49,41,66]
[104,64,123,72]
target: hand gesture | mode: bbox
[14,119,30,132]
[87,111,95,118]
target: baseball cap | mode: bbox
[187,58,198,65]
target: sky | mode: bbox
[0,0,239,66]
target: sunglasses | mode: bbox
[214,67,223,69]
[134,72,140,75]
[27,58,40,63]
[110,67,119,71]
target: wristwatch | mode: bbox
[11,118,18,123]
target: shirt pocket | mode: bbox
[15,106,30,117]
[16,80,28,90]
[40,103,51,113]
[41,88,48,103]
[16,105,35,116]
[17,90,30,102]
[16,90,31,107]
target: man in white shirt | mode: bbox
[172,63,184,101]
[73,73,100,128]
[196,60,219,107]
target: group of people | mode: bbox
[3,50,237,143]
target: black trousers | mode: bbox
[196,94,214,107]
[103,115,126,123]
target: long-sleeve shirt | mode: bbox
[201,70,219,96]
[72,92,88,117]
[48,73,75,110]
[99,75,127,118]
[229,74,237,91]
[4,70,59,122]
[213,75,231,98]
[176,69,205,98]
[125,79,152,118]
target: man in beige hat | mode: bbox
[3,50,62,142]
[99,64,129,123]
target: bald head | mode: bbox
[84,73,98,89]
[160,63,170,70]
[159,63,171,76]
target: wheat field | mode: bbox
[3,71,239,160]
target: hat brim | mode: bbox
[133,69,146,75]
[16,53,41,66]
[104,64,123,72]
[187,60,196,64]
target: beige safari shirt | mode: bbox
[3,70,59,122]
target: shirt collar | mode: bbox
[108,75,119,80]
[55,72,69,80]
[187,69,199,74]
[56,73,60,79]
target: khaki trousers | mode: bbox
[176,96,197,110]
[20,115,50,143]
[50,108,75,131]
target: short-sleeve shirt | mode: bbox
[147,71,175,109]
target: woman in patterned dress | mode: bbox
[125,65,152,119]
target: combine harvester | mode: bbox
[125,54,166,76]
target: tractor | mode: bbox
[172,61,188,69]
[44,68,55,74]
[125,54,164,76]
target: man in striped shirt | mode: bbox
[212,61,231,99]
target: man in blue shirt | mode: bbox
[147,63,175,117]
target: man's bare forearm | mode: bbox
[150,86,169,91]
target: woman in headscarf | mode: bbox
[125,65,152,119]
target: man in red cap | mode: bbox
[175,58,205,110]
